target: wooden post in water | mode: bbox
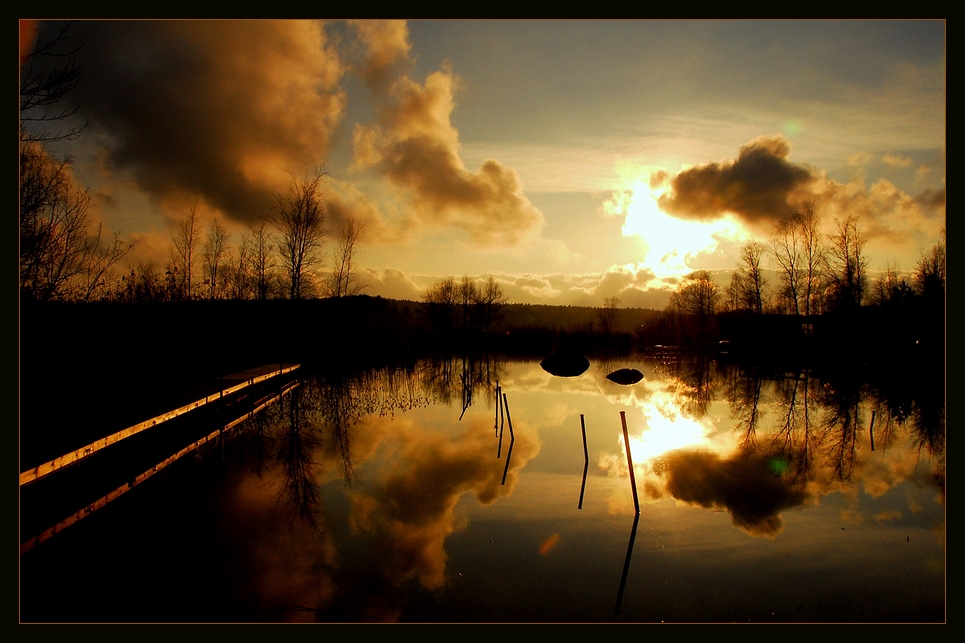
[620,411,640,514]
[579,414,589,509]
[497,386,505,458]
[494,382,499,435]
[869,409,877,451]
[501,392,516,485]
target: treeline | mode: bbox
[642,203,945,368]
[668,201,945,321]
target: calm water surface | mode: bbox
[20,354,945,623]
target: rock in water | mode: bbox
[606,368,644,385]
[540,349,590,377]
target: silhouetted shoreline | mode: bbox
[19,294,943,463]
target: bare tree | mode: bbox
[422,277,458,336]
[478,275,508,335]
[80,224,132,302]
[170,203,201,300]
[19,141,129,301]
[871,262,914,308]
[20,140,89,300]
[19,20,86,144]
[825,216,868,311]
[249,222,277,300]
[271,168,327,299]
[599,296,621,334]
[326,217,365,298]
[771,215,803,315]
[671,270,720,317]
[913,227,945,302]
[459,275,480,333]
[201,218,230,299]
[736,241,768,314]
[771,200,825,316]
[225,231,253,300]
[799,201,825,316]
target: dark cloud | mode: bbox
[348,20,412,91]
[914,186,946,211]
[61,20,346,223]
[653,448,807,537]
[658,135,816,230]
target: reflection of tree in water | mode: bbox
[816,378,863,483]
[720,362,766,450]
[418,358,457,406]
[275,384,323,533]
[655,354,943,537]
[672,353,944,491]
[770,372,820,483]
[719,363,820,482]
[865,370,945,504]
[313,368,432,485]
[657,352,716,418]
[413,355,504,420]
[234,396,277,478]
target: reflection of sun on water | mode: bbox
[619,177,746,281]
[624,404,712,464]
[619,390,728,466]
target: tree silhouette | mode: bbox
[824,216,868,312]
[272,168,327,299]
[201,219,230,299]
[736,241,768,314]
[170,203,201,300]
[19,20,85,144]
[671,270,720,318]
[599,296,621,334]
[19,142,130,301]
[326,217,365,298]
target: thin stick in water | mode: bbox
[620,411,640,515]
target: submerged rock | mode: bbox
[540,349,590,377]
[606,368,644,385]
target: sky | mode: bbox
[22,19,946,308]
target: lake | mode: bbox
[19,353,945,623]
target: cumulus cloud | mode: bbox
[350,416,540,589]
[351,63,545,247]
[847,151,876,167]
[64,20,346,224]
[348,19,412,90]
[359,266,425,300]
[325,178,401,244]
[652,135,944,268]
[882,152,913,168]
[808,176,945,258]
[651,449,807,537]
[658,135,817,231]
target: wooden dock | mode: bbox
[19,363,300,487]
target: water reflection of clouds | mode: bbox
[223,357,943,619]
[650,449,808,537]
[345,414,540,590]
[228,473,339,621]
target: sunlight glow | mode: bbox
[627,403,712,463]
[619,177,747,281]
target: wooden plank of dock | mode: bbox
[19,364,300,487]
[20,379,300,554]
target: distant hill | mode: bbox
[375,298,661,334]
[501,302,662,334]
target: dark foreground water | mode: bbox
[19,354,945,623]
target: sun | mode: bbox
[619,177,747,281]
